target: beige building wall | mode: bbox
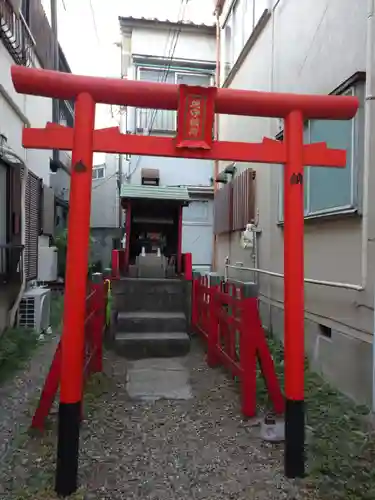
[217,0,374,405]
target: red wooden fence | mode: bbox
[31,275,108,431]
[192,273,284,417]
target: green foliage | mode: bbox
[0,327,39,384]
[50,294,64,330]
[0,295,64,385]
[258,331,375,500]
[53,229,97,279]
[9,374,111,498]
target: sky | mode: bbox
[41,0,216,135]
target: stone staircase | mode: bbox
[110,278,191,359]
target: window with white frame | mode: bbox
[222,0,270,81]
[183,201,209,222]
[92,165,105,180]
[136,67,213,132]
[278,82,364,221]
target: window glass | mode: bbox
[92,167,105,180]
[278,86,361,220]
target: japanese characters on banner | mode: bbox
[176,84,216,150]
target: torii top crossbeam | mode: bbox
[11,64,359,495]
[12,66,357,120]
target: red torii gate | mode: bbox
[11,65,358,497]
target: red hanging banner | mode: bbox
[176,84,216,150]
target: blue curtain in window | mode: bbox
[308,119,353,213]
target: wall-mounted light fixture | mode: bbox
[224,162,236,176]
[215,171,228,184]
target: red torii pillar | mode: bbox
[11,65,358,496]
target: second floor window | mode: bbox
[135,67,212,133]
[278,79,365,221]
[92,166,105,180]
[21,0,30,24]
[222,0,269,82]
[0,0,34,66]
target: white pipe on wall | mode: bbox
[226,264,363,291]
[363,0,375,295]
[365,0,375,413]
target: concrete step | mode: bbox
[115,331,190,359]
[117,311,187,333]
[113,278,186,313]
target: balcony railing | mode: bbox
[136,108,176,134]
[0,0,34,66]
[0,243,24,285]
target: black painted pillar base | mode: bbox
[55,401,81,497]
[284,399,305,478]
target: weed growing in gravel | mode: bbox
[50,294,64,330]
[257,331,375,500]
[5,372,111,499]
[0,295,64,385]
[0,327,39,384]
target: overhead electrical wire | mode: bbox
[89,0,100,45]
[126,0,189,181]
[146,0,188,133]
[92,171,118,190]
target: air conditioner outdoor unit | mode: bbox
[17,287,51,334]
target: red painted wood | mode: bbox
[91,281,105,373]
[240,296,257,417]
[207,283,219,368]
[59,93,95,405]
[22,126,348,167]
[31,341,61,431]
[183,252,193,281]
[31,281,107,431]
[176,85,216,149]
[248,297,285,415]
[284,111,305,402]
[11,65,358,120]
[192,277,284,417]
[111,249,120,279]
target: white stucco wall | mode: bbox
[90,154,120,229]
[0,43,52,185]
[130,27,216,63]
[0,35,53,332]
[217,0,374,404]
[128,156,213,187]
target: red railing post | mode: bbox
[31,341,62,431]
[207,274,221,367]
[111,249,120,279]
[85,282,94,377]
[240,283,258,418]
[191,270,200,333]
[91,273,105,373]
[184,252,193,281]
[177,206,183,274]
[250,296,285,415]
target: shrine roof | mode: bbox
[120,184,191,202]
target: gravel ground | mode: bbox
[0,332,59,466]
[0,338,317,500]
